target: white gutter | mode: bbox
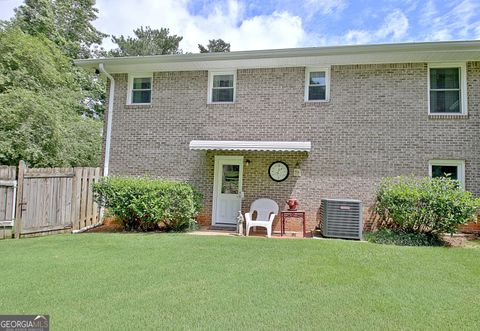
[98,63,114,177]
[74,40,480,68]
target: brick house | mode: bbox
[75,41,480,233]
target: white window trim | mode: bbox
[428,159,465,188]
[304,67,330,102]
[208,70,236,104]
[127,73,153,105]
[427,63,467,115]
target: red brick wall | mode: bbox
[459,215,480,234]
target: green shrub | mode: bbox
[375,176,480,235]
[364,229,445,246]
[93,176,203,232]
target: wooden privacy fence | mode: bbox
[0,161,101,238]
[0,166,17,239]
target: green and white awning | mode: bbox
[189,140,311,152]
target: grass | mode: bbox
[364,229,445,246]
[0,234,479,330]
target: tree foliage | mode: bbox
[5,0,107,118]
[110,26,183,57]
[198,39,231,53]
[0,28,102,167]
[10,0,107,59]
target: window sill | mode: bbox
[125,103,153,109]
[207,102,236,105]
[428,113,468,119]
[304,99,329,103]
[303,100,330,107]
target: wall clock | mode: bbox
[269,161,289,182]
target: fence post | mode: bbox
[93,167,101,224]
[71,168,78,230]
[14,160,25,239]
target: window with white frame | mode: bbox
[429,160,465,188]
[428,64,467,114]
[128,74,152,104]
[305,67,330,101]
[208,71,236,103]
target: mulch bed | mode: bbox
[86,217,124,233]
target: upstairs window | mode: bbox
[428,64,466,114]
[208,71,236,103]
[305,67,330,102]
[128,74,152,104]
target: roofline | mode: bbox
[75,40,480,68]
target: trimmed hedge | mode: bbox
[93,176,203,232]
[375,176,480,235]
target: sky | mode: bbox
[0,0,479,52]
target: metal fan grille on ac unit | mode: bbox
[320,199,362,240]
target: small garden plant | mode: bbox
[369,176,480,246]
[93,176,203,232]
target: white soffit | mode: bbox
[189,140,311,152]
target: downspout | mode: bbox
[98,63,114,177]
[74,63,115,234]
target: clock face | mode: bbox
[269,161,289,182]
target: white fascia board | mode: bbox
[77,50,480,74]
[74,41,480,73]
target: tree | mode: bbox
[110,26,183,57]
[198,39,230,53]
[6,0,107,117]
[9,0,107,59]
[0,28,102,167]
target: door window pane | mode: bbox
[222,165,239,194]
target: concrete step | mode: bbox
[208,225,236,231]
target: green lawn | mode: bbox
[0,234,479,330]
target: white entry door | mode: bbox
[212,156,244,226]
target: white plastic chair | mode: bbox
[245,198,279,238]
